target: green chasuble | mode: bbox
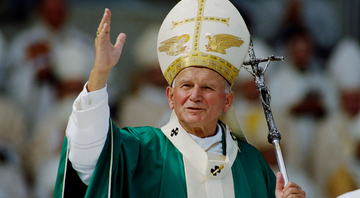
[54,119,276,198]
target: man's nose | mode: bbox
[189,87,203,102]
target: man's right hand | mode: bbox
[88,8,126,92]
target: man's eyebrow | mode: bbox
[203,82,215,87]
[178,79,191,84]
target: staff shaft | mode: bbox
[272,140,289,184]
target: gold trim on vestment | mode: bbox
[108,120,114,198]
[61,144,69,198]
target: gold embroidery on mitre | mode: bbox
[160,0,244,86]
[205,34,244,54]
[169,0,231,54]
[158,34,190,56]
[172,16,229,30]
[163,52,239,86]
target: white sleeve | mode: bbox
[337,189,360,198]
[66,82,110,185]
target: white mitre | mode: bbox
[327,36,360,90]
[157,0,250,141]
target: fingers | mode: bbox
[282,182,306,198]
[275,172,306,198]
[97,8,110,33]
[114,33,126,52]
[97,8,111,37]
[275,172,285,193]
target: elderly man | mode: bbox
[54,0,305,197]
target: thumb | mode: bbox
[275,172,285,197]
[114,33,126,51]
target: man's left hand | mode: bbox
[275,172,306,198]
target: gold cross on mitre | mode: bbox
[172,0,229,30]
[157,0,250,86]
[171,0,230,53]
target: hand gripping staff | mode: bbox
[242,39,289,185]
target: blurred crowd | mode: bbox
[0,0,359,197]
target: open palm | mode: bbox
[88,8,126,92]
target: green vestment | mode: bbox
[53,120,276,198]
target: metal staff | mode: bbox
[242,39,289,185]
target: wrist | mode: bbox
[87,69,110,92]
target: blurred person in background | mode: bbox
[0,99,30,198]
[267,26,337,177]
[7,0,94,132]
[0,142,30,198]
[115,23,171,128]
[313,37,360,198]
[0,30,7,92]
[32,155,60,198]
[6,0,94,196]
[264,0,340,62]
[0,27,31,198]
[27,51,90,197]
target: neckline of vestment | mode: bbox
[160,114,238,177]
[189,124,223,154]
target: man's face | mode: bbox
[39,0,67,30]
[166,67,234,131]
[288,34,314,71]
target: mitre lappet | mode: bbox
[157,0,250,141]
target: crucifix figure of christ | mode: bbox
[242,39,289,185]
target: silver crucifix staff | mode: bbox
[242,39,289,185]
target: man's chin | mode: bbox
[182,117,205,127]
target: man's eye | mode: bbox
[181,84,190,88]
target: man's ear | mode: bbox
[166,86,175,109]
[223,91,234,112]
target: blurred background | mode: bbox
[0,0,359,197]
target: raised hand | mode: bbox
[275,172,306,198]
[88,8,126,92]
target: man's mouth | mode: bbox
[187,107,203,110]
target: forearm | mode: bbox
[67,83,109,185]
